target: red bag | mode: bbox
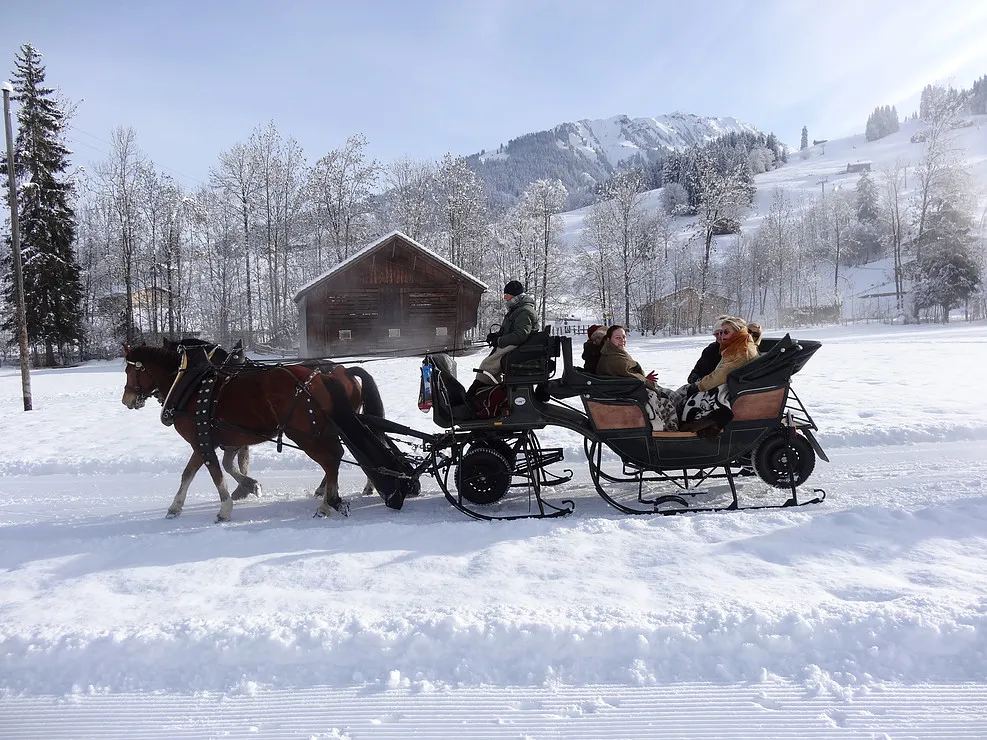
[472,384,508,419]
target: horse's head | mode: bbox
[122,344,178,409]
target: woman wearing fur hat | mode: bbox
[581,323,607,373]
[472,280,540,388]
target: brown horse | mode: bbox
[121,344,380,521]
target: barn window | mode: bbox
[435,327,448,337]
[338,329,352,340]
[388,328,401,338]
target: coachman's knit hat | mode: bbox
[503,280,525,297]
[587,324,603,338]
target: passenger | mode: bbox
[581,323,607,373]
[472,280,539,388]
[687,316,762,382]
[679,316,759,435]
[596,325,680,431]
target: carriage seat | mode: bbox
[430,369,474,428]
[726,334,821,397]
[542,369,649,404]
[501,327,559,385]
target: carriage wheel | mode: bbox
[753,432,816,489]
[455,445,513,505]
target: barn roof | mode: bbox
[293,230,488,302]
[644,286,733,306]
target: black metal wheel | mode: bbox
[753,431,816,489]
[455,445,514,505]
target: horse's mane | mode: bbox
[130,344,182,371]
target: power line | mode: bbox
[67,124,211,188]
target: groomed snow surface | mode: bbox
[2,322,986,739]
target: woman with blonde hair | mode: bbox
[679,316,759,434]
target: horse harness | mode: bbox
[142,347,335,469]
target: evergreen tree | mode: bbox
[800,126,808,150]
[913,204,979,322]
[855,172,880,223]
[849,172,883,263]
[865,104,900,141]
[1,43,83,365]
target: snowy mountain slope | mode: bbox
[479,112,765,168]
[554,114,987,317]
[470,111,769,208]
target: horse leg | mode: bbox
[202,452,235,522]
[237,446,250,476]
[297,433,349,518]
[224,447,261,500]
[168,450,204,518]
[361,476,375,496]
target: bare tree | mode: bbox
[382,157,437,245]
[881,159,910,311]
[309,133,380,264]
[211,141,261,344]
[692,153,751,330]
[520,179,567,322]
[914,83,964,262]
[94,127,146,343]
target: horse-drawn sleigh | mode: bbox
[121,329,827,522]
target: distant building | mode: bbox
[846,161,872,173]
[294,231,487,357]
[638,287,734,334]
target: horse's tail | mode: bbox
[312,373,407,510]
[346,367,385,419]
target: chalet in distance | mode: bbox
[638,287,734,334]
[294,231,487,358]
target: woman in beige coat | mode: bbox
[679,316,759,434]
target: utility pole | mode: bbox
[3,81,33,411]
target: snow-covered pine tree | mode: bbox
[800,126,808,151]
[1,43,83,365]
[850,171,883,263]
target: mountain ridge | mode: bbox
[466,111,772,210]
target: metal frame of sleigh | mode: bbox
[351,328,829,521]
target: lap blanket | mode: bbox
[646,386,684,431]
[679,385,732,424]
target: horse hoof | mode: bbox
[215,513,231,523]
[337,501,351,517]
[252,484,262,498]
[313,508,330,518]
[231,488,249,501]
[166,510,181,519]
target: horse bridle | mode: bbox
[124,359,159,404]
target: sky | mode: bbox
[3,0,987,190]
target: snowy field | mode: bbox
[2,322,987,739]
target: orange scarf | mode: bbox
[719,329,751,359]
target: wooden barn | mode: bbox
[638,287,734,334]
[294,231,487,357]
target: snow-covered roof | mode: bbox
[293,230,488,302]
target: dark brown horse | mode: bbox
[161,337,256,500]
[121,344,382,521]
